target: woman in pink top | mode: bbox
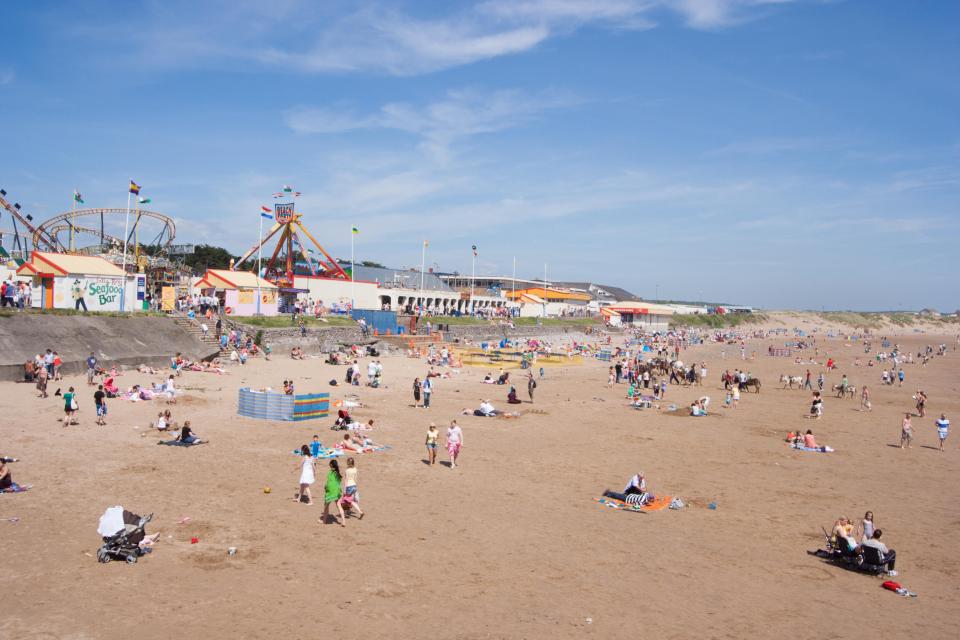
[803,430,818,448]
[446,420,463,468]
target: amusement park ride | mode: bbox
[1,187,182,298]
[232,191,349,287]
[2,189,175,260]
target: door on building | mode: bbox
[41,277,54,309]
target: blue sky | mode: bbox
[1,0,957,310]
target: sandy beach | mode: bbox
[1,319,958,639]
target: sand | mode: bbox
[1,325,958,639]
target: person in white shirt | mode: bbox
[476,400,496,417]
[861,529,897,575]
[446,420,463,468]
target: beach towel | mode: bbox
[595,495,672,513]
[295,445,390,459]
[157,440,206,447]
[0,483,32,494]
[789,443,834,453]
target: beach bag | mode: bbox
[669,498,685,510]
[70,398,78,411]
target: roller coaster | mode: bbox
[0,187,177,266]
[33,207,176,252]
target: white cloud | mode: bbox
[285,88,576,158]
[68,1,802,76]
[257,9,551,75]
[664,0,798,29]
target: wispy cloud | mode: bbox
[257,8,551,75]
[65,1,802,76]
[285,88,577,158]
[665,0,800,29]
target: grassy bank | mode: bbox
[670,313,768,329]
[231,315,356,328]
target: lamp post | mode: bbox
[470,245,477,315]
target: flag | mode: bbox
[424,240,429,247]
[129,180,141,195]
[283,185,293,193]
[260,211,273,220]
[293,191,301,197]
[272,192,284,198]
[73,190,84,204]
[472,244,477,257]
[351,226,359,235]
[138,196,151,204]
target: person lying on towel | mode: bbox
[603,472,653,506]
[474,400,498,417]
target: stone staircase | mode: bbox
[169,311,229,356]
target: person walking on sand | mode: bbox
[900,413,913,449]
[527,372,536,403]
[63,386,78,426]
[936,414,950,452]
[295,445,316,505]
[320,459,346,526]
[446,420,463,468]
[413,377,422,408]
[860,385,872,412]
[337,457,364,519]
[915,390,927,418]
[425,422,439,465]
[94,384,107,426]
[422,376,433,409]
[804,369,812,391]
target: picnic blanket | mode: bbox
[595,495,672,512]
[157,440,206,447]
[1,483,32,494]
[789,443,834,453]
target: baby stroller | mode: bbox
[96,506,154,564]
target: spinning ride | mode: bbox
[233,196,348,288]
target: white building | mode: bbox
[17,252,145,312]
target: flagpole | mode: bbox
[543,262,547,318]
[350,227,355,311]
[70,192,76,252]
[120,188,131,313]
[512,255,516,317]
[420,241,426,293]
[256,210,263,316]
[134,196,140,271]
[470,248,476,316]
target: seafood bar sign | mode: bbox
[85,277,124,307]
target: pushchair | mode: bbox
[96,506,154,564]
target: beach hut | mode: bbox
[196,269,279,316]
[605,301,674,331]
[16,252,145,311]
